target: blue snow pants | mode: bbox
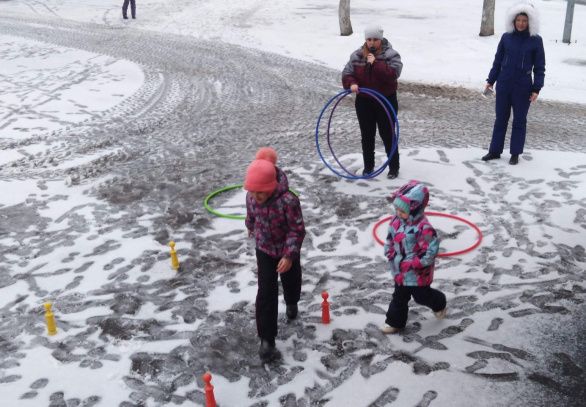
[122,0,136,18]
[489,76,532,155]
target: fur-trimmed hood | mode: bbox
[505,1,540,36]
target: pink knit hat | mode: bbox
[244,159,277,192]
[255,147,278,164]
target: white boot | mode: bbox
[434,308,447,320]
[381,324,400,334]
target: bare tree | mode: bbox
[479,0,495,36]
[339,0,353,36]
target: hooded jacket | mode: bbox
[384,181,439,287]
[342,38,403,96]
[245,167,305,260]
[487,1,545,93]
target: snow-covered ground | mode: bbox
[0,34,143,141]
[1,0,585,104]
[0,1,585,406]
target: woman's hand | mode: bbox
[350,84,359,93]
[366,53,376,64]
[277,257,292,273]
[529,92,539,102]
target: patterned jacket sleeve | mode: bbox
[383,43,403,78]
[283,194,305,259]
[487,34,505,85]
[245,194,254,233]
[383,220,391,259]
[342,51,359,89]
[412,223,439,269]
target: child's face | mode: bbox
[395,208,409,220]
[251,191,272,204]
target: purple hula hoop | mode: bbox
[325,89,397,178]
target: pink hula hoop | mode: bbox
[372,211,483,257]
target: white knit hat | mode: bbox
[364,25,383,40]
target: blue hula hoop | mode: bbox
[325,89,398,178]
[315,88,400,180]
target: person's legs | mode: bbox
[376,93,399,176]
[411,286,447,313]
[488,86,513,155]
[130,0,136,18]
[122,0,130,18]
[355,96,377,173]
[510,82,532,156]
[255,249,279,342]
[280,258,302,319]
[385,283,412,328]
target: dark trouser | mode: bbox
[255,249,302,341]
[489,78,532,155]
[355,92,399,173]
[122,0,136,18]
[386,283,446,328]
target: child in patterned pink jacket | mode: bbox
[245,154,305,362]
[382,180,447,334]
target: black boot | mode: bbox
[481,152,501,161]
[258,338,280,362]
[387,169,399,179]
[509,154,519,165]
[286,304,298,320]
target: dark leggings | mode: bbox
[122,0,136,18]
[385,283,446,328]
[255,249,302,341]
[355,93,399,173]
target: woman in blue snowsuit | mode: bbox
[481,2,545,165]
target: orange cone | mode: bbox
[202,372,216,407]
[321,292,330,324]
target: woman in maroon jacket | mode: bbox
[342,25,403,179]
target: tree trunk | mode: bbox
[339,0,353,36]
[479,0,495,36]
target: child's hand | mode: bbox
[277,257,292,273]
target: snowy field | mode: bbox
[1,0,585,103]
[0,1,585,406]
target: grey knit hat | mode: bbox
[364,25,383,40]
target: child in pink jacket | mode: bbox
[245,154,305,362]
[382,180,447,333]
